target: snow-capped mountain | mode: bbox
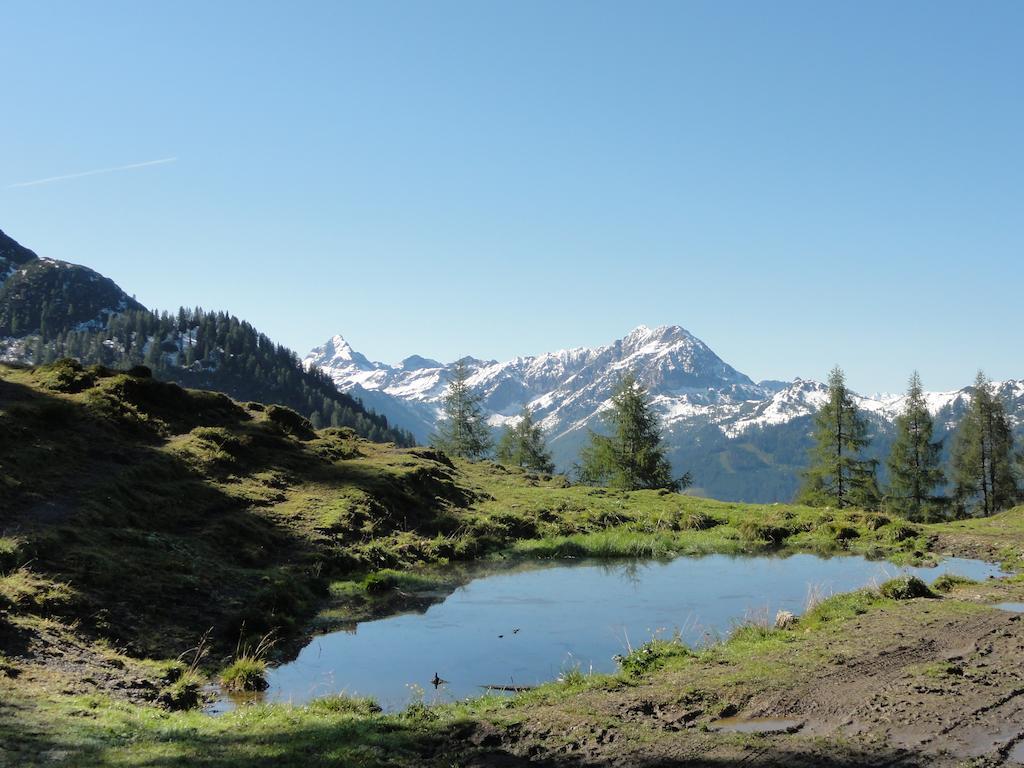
[305,324,764,439]
[305,325,1023,503]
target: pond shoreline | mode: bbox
[224,550,1006,714]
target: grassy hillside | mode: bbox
[3,359,1024,766]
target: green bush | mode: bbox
[879,575,935,600]
[33,358,95,393]
[931,573,977,593]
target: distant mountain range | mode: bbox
[4,225,1020,503]
[305,326,1024,502]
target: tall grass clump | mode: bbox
[727,606,777,643]
[513,529,679,559]
[616,634,692,678]
[361,569,440,594]
[0,537,21,573]
[220,630,276,692]
[160,629,210,710]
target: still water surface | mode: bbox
[256,554,1003,711]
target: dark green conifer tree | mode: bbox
[951,371,1018,516]
[578,372,688,492]
[430,360,492,460]
[797,366,879,509]
[496,406,555,473]
[885,371,946,521]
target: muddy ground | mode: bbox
[444,580,1024,767]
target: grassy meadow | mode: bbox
[2,359,1024,766]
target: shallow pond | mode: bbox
[237,554,1004,712]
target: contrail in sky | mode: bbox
[6,157,178,188]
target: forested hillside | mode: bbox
[0,229,413,445]
[19,308,415,444]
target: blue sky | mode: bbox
[2,1,1021,393]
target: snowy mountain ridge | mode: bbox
[304,324,1022,447]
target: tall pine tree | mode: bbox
[496,406,555,473]
[578,372,688,492]
[951,371,1017,516]
[430,360,493,460]
[885,371,946,521]
[798,366,879,509]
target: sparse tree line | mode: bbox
[798,367,1022,520]
[435,361,1022,518]
[432,363,689,492]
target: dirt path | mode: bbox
[446,587,1024,767]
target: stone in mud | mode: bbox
[775,610,797,629]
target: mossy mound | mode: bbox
[879,575,935,600]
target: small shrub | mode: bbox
[931,573,977,593]
[220,657,268,692]
[33,358,95,393]
[879,575,935,600]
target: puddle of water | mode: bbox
[1008,740,1024,764]
[220,554,1004,713]
[992,602,1024,613]
[709,716,803,734]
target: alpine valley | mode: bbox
[1,225,1020,504]
[305,328,1024,503]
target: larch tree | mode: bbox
[430,360,493,460]
[496,406,555,473]
[885,371,946,521]
[797,366,879,509]
[951,371,1017,516]
[578,371,689,492]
